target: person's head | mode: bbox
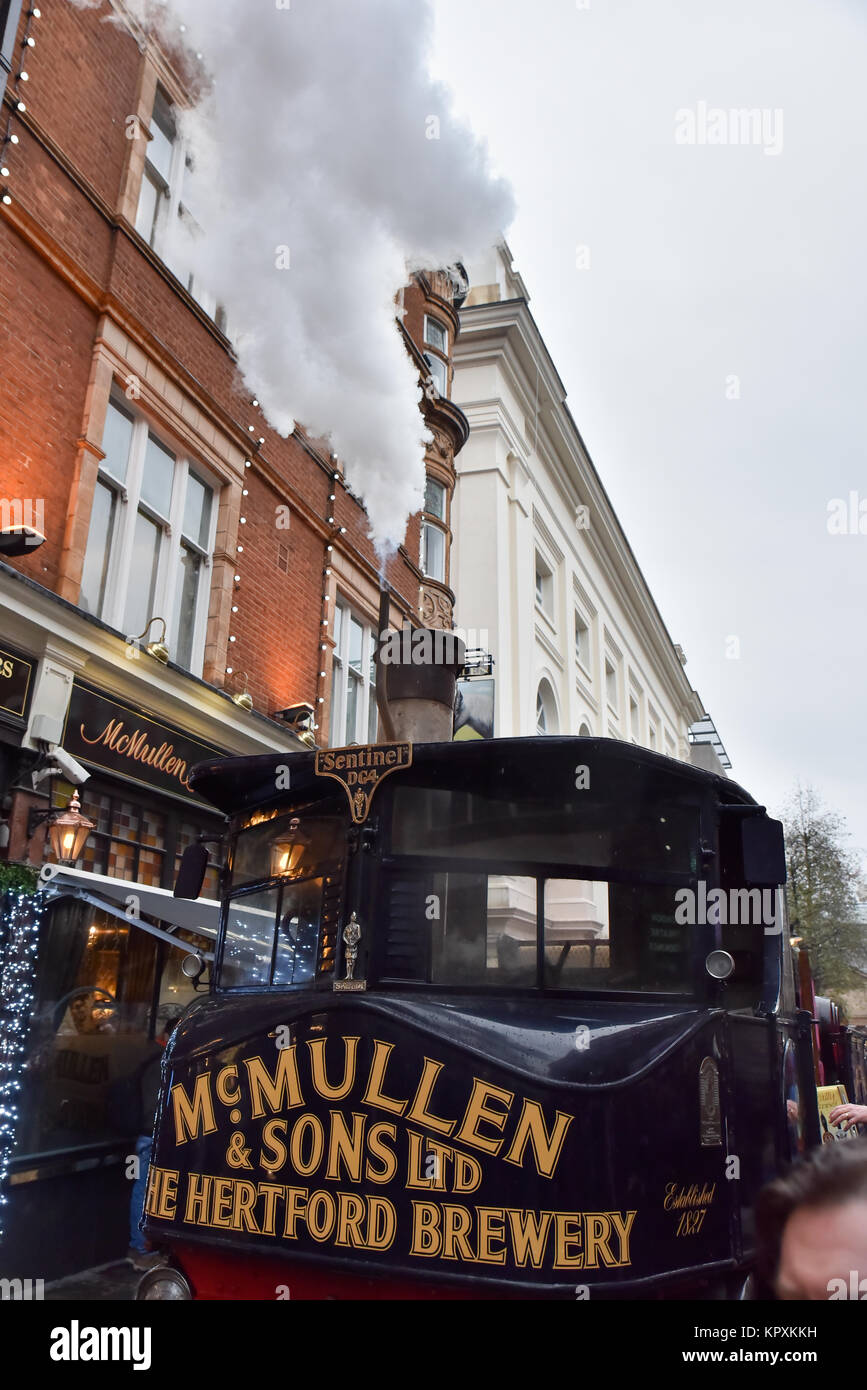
[756,1138,867,1299]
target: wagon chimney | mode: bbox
[375,586,465,744]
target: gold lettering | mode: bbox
[583,1213,617,1268]
[362,1040,408,1116]
[244,1050,304,1119]
[503,1099,573,1178]
[259,1118,288,1171]
[453,1149,483,1193]
[407,1058,455,1136]
[184,1172,212,1225]
[289,1114,324,1176]
[306,1189,336,1242]
[366,1195,397,1250]
[232,1180,260,1234]
[259,1183,284,1236]
[308,1036,359,1100]
[553,1212,584,1269]
[410,1201,442,1257]
[144,1163,161,1217]
[364,1121,398,1184]
[476,1206,507,1265]
[610,1210,636,1264]
[335,1192,367,1249]
[216,1064,240,1107]
[172,1074,217,1145]
[442,1203,475,1261]
[406,1129,434,1189]
[283,1186,308,1240]
[506,1208,552,1269]
[155,1168,178,1220]
[455,1078,514,1156]
[211,1177,234,1228]
[324,1111,366,1183]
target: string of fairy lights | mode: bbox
[228,401,347,735]
[0,887,44,1236]
[1,6,42,210]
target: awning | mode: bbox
[37,864,219,961]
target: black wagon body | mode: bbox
[140,737,862,1299]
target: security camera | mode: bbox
[43,745,91,786]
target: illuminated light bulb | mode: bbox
[234,574,241,582]
[232,605,239,614]
[242,489,248,497]
[237,545,244,553]
[16,101,25,111]
[2,193,11,206]
[10,134,18,144]
[19,71,29,82]
[248,425,255,433]
[26,36,35,47]
[1,168,8,178]
[226,667,234,675]
[244,460,252,468]
[240,516,247,524]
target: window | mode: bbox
[536,679,558,735]
[421,476,447,583]
[630,694,640,743]
[221,802,347,990]
[79,398,217,675]
[574,610,590,670]
[424,316,448,354]
[423,352,448,399]
[0,0,23,105]
[382,777,704,995]
[329,601,379,745]
[135,87,178,249]
[578,721,592,738]
[648,708,660,751]
[134,89,227,329]
[605,659,618,712]
[535,553,553,616]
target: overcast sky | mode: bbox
[429,0,867,872]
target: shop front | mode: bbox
[0,683,231,1280]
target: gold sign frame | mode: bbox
[314,743,412,824]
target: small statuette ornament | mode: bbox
[334,912,366,992]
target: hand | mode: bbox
[828,1103,867,1131]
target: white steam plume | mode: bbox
[70,0,514,548]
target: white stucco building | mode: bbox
[450,242,715,764]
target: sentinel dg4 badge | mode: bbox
[315,743,412,824]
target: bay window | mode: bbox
[79,398,217,676]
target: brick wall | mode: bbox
[0,0,460,727]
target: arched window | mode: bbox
[536,680,558,736]
[578,721,592,738]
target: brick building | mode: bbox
[0,0,467,1276]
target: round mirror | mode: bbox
[181,953,203,980]
[705,949,735,981]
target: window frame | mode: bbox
[574,608,591,674]
[80,396,219,675]
[0,0,23,102]
[423,351,448,399]
[134,87,228,331]
[423,315,449,355]
[329,600,379,746]
[534,551,554,619]
[420,477,448,584]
